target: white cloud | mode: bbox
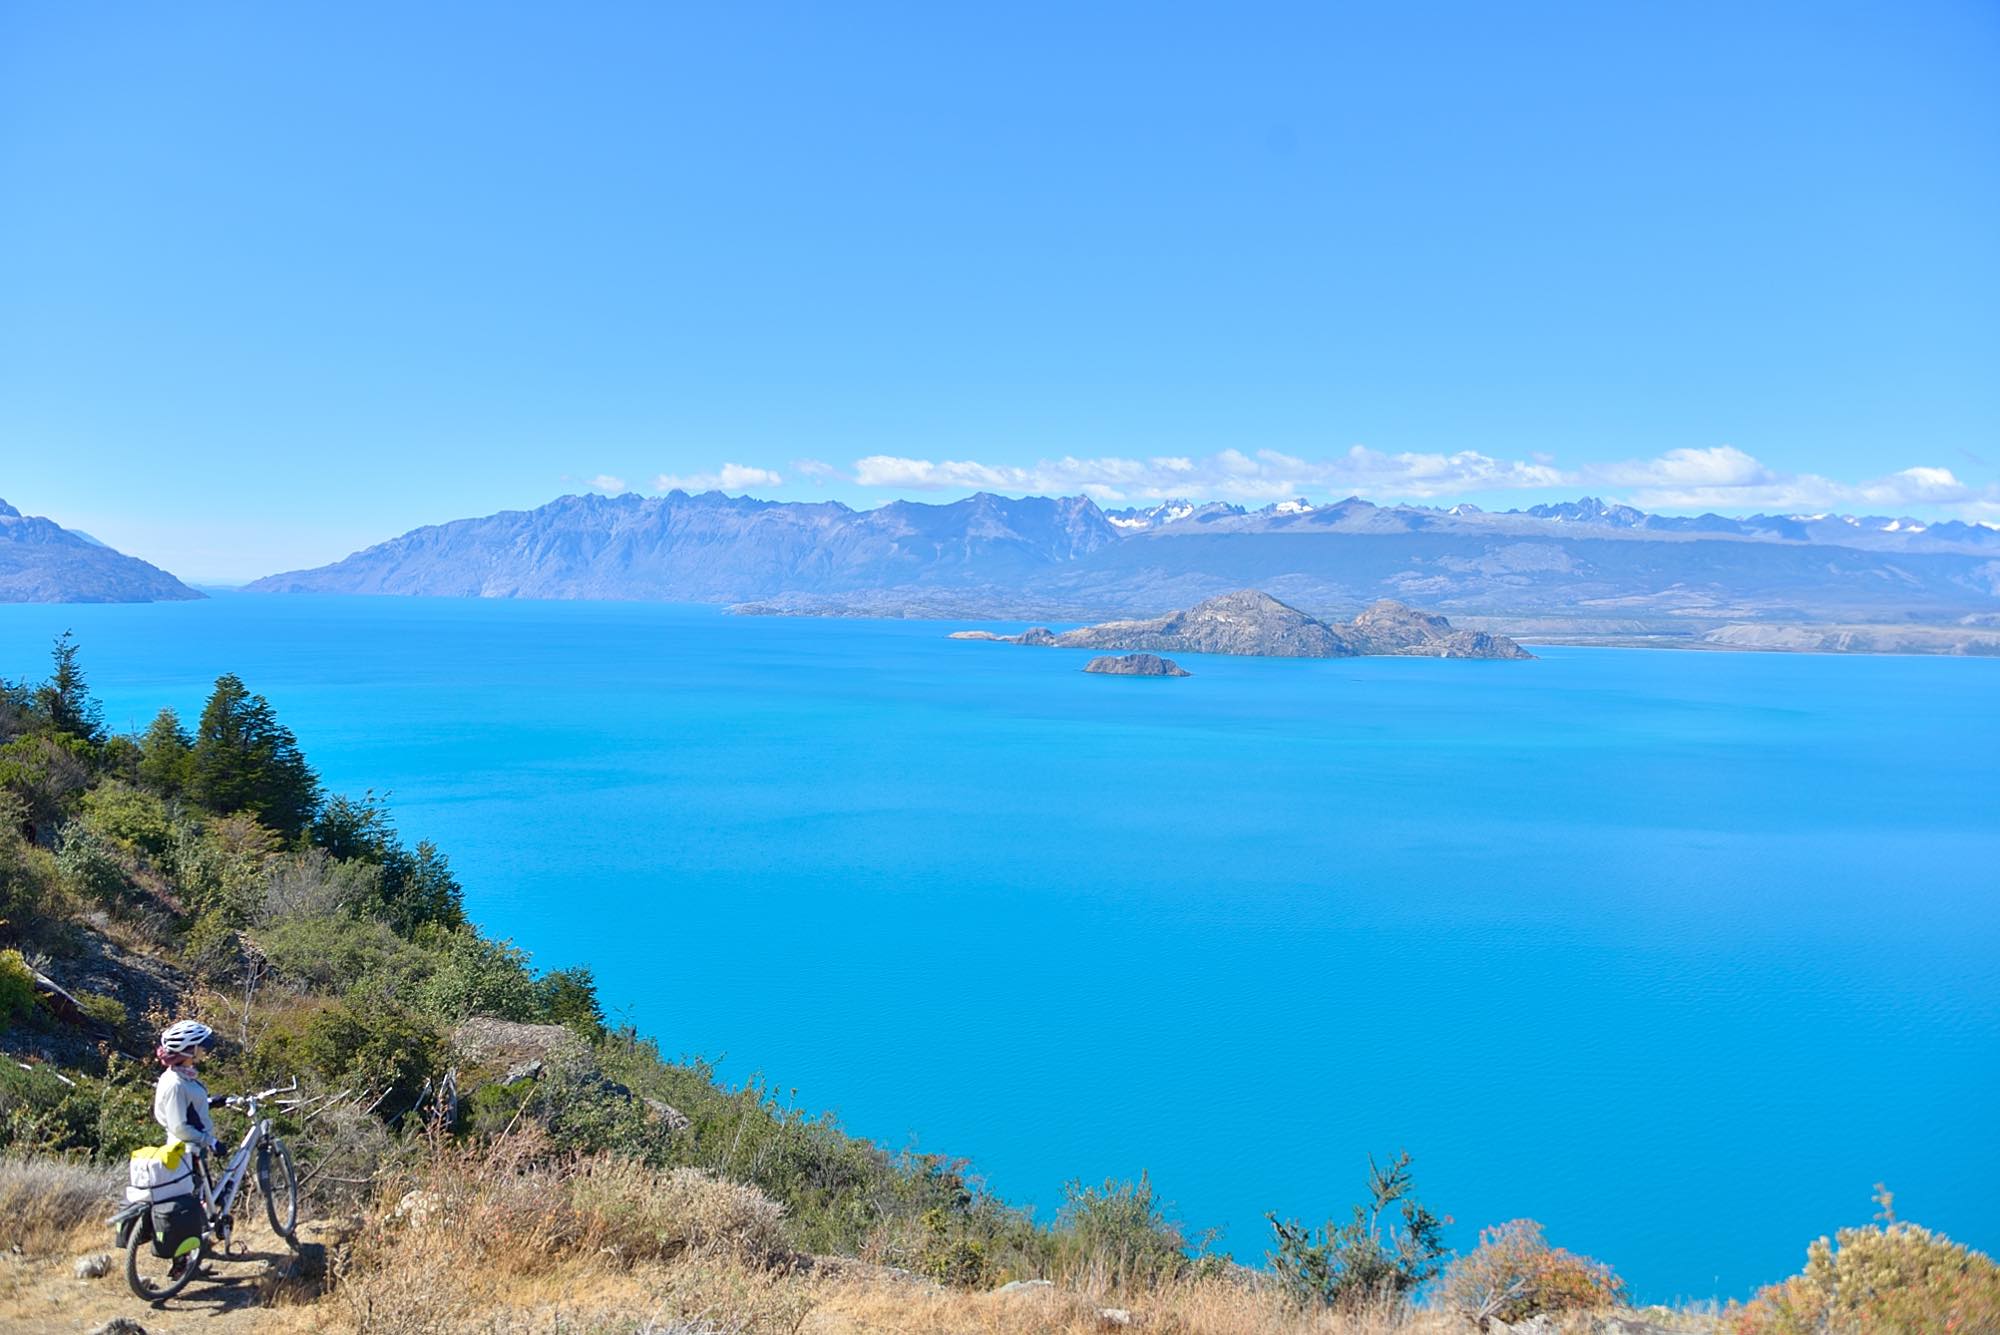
[633,445,1999,521]
[587,474,628,494]
[847,446,1565,501]
[653,463,784,493]
[1591,445,1774,490]
[1588,450,1989,514]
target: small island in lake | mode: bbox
[1084,652,1190,677]
[951,589,1533,660]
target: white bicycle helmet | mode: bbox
[159,1020,215,1055]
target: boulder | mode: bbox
[994,1279,1056,1295]
[451,1017,591,1077]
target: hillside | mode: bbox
[1,637,1992,1333]
[0,499,202,603]
[244,491,2000,637]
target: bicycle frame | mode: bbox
[196,1079,297,1250]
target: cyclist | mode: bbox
[152,1019,222,1279]
[153,1019,222,1155]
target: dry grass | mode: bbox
[334,1129,796,1334]
[0,1154,119,1256]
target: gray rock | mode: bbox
[1084,653,1190,677]
[88,1320,150,1335]
[643,1097,692,1131]
[993,1279,1056,1295]
[72,1252,111,1279]
[1097,1310,1133,1329]
[501,1059,545,1085]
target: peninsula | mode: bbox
[951,590,1533,660]
[0,498,202,603]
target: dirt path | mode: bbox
[0,1216,341,1334]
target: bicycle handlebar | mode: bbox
[219,1077,300,1109]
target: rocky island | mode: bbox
[950,589,1533,660]
[1084,652,1190,677]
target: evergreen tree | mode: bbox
[34,632,103,743]
[189,674,320,839]
[137,708,194,795]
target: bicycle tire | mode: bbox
[258,1138,300,1243]
[125,1213,203,1302]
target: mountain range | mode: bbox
[0,499,202,603]
[245,489,2000,633]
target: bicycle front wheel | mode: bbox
[256,1138,299,1243]
[125,1213,203,1302]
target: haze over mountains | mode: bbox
[0,499,201,603]
[246,490,2000,636]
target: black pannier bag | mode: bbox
[149,1195,203,1261]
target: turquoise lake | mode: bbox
[2,595,1995,1302]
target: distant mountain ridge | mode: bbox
[0,498,202,603]
[245,488,2000,627]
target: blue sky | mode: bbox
[3,2,1996,582]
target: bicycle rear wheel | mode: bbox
[125,1215,203,1302]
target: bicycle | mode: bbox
[110,1078,303,1302]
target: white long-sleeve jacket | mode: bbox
[153,1065,218,1151]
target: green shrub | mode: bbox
[1437,1218,1624,1324]
[917,1206,991,1286]
[0,948,38,1024]
[415,930,539,1022]
[1731,1210,2000,1335]
[0,1059,144,1158]
[256,912,434,999]
[1267,1151,1449,1311]
[74,989,128,1034]
[535,965,605,1036]
[0,814,68,930]
[55,824,129,906]
[0,733,92,839]
[257,850,379,922]
[182,909,245,983]
[78,782,172,857]
[168,811,282,925]
[1053,1172,1191,1290]
[261,997,446,1102]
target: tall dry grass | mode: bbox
[322,1132,1701,1335]
[335,1128,797,1334]
[0,1154,120,1255]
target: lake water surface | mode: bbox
[3,595,1994,1302]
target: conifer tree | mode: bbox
[189,674,319,839]
[35,632,103,743]
[137,708,193,795]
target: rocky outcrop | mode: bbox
[451,1017,592,1076]
[448,1016,687,1133]
[948,626,1059,645]
[956,590,1532,660]
[1349,599,1534,659]
[1084,653,1189,677]
[0,498,201,603]
[1053,590,1363,657]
